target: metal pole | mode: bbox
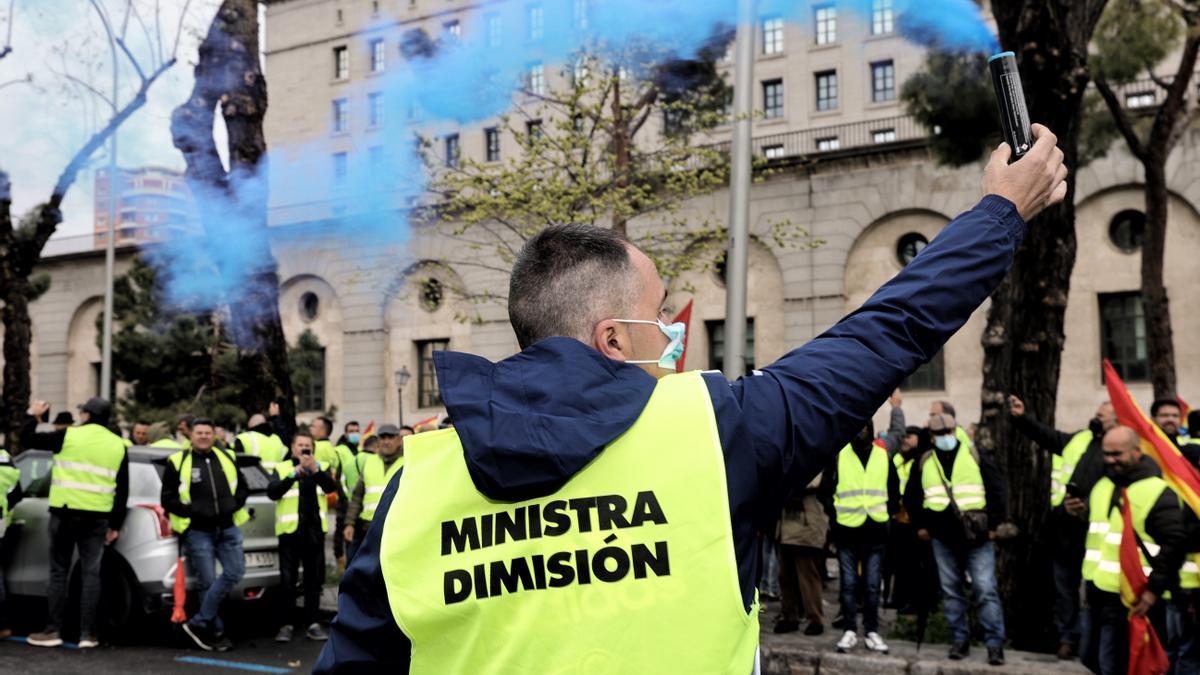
[722,0,755,379]
[100,29,118,401]
[398,387,403,425]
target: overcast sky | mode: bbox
[0,0,221,239]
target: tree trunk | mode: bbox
[171,0,296,430]
[1142,157,1174,398]
[979,0,1107,652]
[1,279,32,452]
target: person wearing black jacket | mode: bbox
[161,419,249,652]
[21,398,128,649]
[1065,427,1186,675]
[904,412,1009,665]
[1009,396,1114,660]
[268,431,338,643]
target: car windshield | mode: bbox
[15,452,52,498]
[128,462,163,499]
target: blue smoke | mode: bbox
[143,0,997,320]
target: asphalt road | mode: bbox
[0,631,325,674]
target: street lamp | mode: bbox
[394,366,411,425]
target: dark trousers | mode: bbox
[278,529,326,630]
[333,497,347,560]
[778,544,825,625]
[837,540,885,634]
[1168,589,1200,675]
[1051,510,1086,647]
[47,511,107,636]
[0,530,15,629]
[1082,585,1170,675]
[884,521,939,611]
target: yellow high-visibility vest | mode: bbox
[834,444,889,527]
[920,445,987,512]
[273,460,330,536]
[166,448,250,534]
[49,425,126,513]
[359,453,404,522]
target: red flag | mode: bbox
[360,420,377,441]
[1104,360,1200,516]
[170,555,188,624]
[1117,490,1170,675]
[1178,396,1191,421]
[671,300,694,373]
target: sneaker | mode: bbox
[864,632,889,654]
[948,642,970,660]
[0,628,12,640]
[1056,642,1076,660]
[772,619,799,634]
[988,646,1006,666]
[306,623,329,641]
[275,625,293,643]
[181,621,214,651]
[211,632,233,652]
[27,630,63,648]
[77,635,100,649]
[836,630,858,653]
[803,623,825,636]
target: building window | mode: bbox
[707,319,756,375]
[370,39,386,73]
[332,152,348,184]
[368,92,384,127]
[526,119,544,143]
[815,70,838,111]
[763,79,784,119]
[896,232,928,266]
[420,279,444,312]
[873,128,897,143]
[527,62,546,95]
[1109,210,1146,253]
[333,46,349,80]
[815,4,837,45]
[486,13,502,48]
[871,0,894,34]
[662,109,685,136]
[443,19,461,40]
[297,346,326,412]
[528,4,544,41]
[902,351,944,391]
[871,60,895,102]
[332,98,349,133]
[816,136,840,151]
[444,134,460,168]
[762,17,784,55]
[485,127,501,162]
[300,291,320,321]
[417,339,450,408]
[764,144,785,160]
[1100,292,1148,382]
[1126,92,1155,109]
[573,114,586,133]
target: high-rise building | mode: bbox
[93,166,198,249]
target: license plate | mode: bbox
[245,551,277,568]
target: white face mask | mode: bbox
[612,318,686,371]
[934,434,958,451]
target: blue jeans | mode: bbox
[931,538,1006,648]
[760,537,781,597]
[837,542,885,633]
[184,526,245,634]
[1168,592,1200,675]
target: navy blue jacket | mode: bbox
[314,195,1025,673]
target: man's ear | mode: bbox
[592,319,627,361]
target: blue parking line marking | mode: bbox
[175,655,292,673]
[5,636,79,649]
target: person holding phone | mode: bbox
[267,430,338,643]
[1009,395,1114,660]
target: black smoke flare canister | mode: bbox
[988,51,1033,162]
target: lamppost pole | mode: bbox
[723,0,756,380]
[394,367,411,425]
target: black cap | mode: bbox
[52,411,75,425]
[77,397,112,421]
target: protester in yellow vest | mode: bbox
[20,397,128,650]
[1065,426,1189,675]
[160,418,249,653]
[820,422,900,655]
[905,412,1007,665]
[267,430,338,643]
[0,447,23,640]
[234,413,288,472]
[342,424,406,562]
[313,140,1070,673]
[331,421,362,570]
[1009,395,1114,660]
[130,421,152,447]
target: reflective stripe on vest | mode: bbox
[273,460,329,536]
[834,444,889,527]
[48,425,126,513]
[1050,431,1093,508]
[359,453,404,522]
[1086,476,1170,594]
[920,445,987,513]
[379,371,759,675]
[237,431,285,472]
[166,448,251,534]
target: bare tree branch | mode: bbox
[1094,76,1148,160]
[0,74,31,92]
[0,0,15,60]
[116,38,148,82]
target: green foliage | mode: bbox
[901,52,1000,167]
[1092,0,1182,84]
[422,44,809,308]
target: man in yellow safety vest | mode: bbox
[342,424,407,562]
[0,446,23,639]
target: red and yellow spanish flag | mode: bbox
[1103,360,1200,516]
[1178,396,1191,421]
[360,420,377,442]
[1117,490,1170,675]
[671,299,694,374]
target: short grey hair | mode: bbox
[509,224,642,349]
